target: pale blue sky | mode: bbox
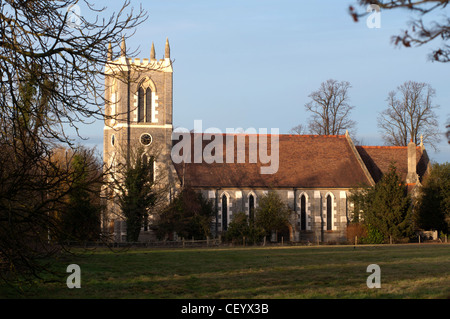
[75,0,449,163]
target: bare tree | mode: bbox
[0,0,147,285]
[55,145,104,243]
[378,81,441,150]
[304,79,357,135]
[447,120,450,144]
[288,124,307,135]
[349,1,450,62]
[0,0,147,144]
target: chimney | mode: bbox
[406,139,418,183]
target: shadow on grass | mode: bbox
[2,244,450,299]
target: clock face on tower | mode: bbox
[140,133,152,146]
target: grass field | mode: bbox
[2,243,450,299]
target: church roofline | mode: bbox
[357,145,421,150]
[172,132,380,189]
[344,132,376,187]
[182,132,347,138]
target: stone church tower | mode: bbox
[103,38,178,240]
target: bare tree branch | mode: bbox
[349,0,450,62]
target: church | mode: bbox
[103,38,430,243]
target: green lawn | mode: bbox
[2,243,450,299]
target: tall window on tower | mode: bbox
[138,86,152,123]
[145,87,152,122]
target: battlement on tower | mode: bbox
[106,57,172,73]
[105,37,173,73]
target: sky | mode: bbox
[73,0,449,163]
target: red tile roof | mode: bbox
[172,133,376,188]
[355,146,429,183]
[171,133,429,189]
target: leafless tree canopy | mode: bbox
[0,0,147,284]
[350,0,450,62]
[0,0,147,145]
[304,79,357,136]
[288,124,307,135]
[378,81,441,150]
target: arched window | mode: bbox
[138,87,145,122]
[326,195,332,231]
[143,213,149,231]
[145,87,152,122]
[145,153,155,182]
[222,194,228,231]
[249,194,255,222]
[149,159,155,182]
[300,194,306,231]
[137,86,152,123]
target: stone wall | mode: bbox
[199,188,350,243]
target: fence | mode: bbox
[63,233,449,249]
[64,238,222,249]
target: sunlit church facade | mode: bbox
[103,39,430,243]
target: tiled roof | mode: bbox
[172,133,429,189]
[172,134,376,188]
[355,146,429,183]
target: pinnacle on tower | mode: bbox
[107,42,113,61]
[151,42,156,60]
[121,36,126,57]
[165,38,170,59]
